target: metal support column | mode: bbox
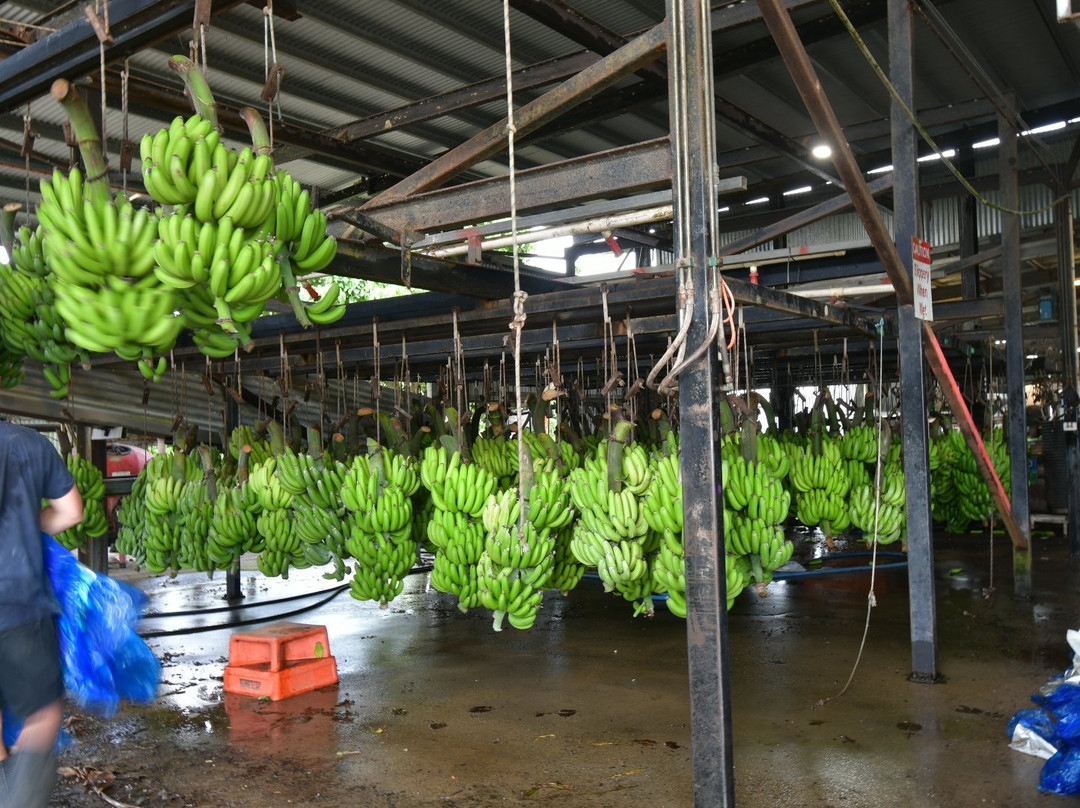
[1000,104,1032,596]
[889,0,938,682]
[1055,197,1080,554]
[224,392,243,602]
[756,0,1025,554]
[773,364,795,432]
[668,1,734,805]
[958,144,981,308]
[86,430,110,575]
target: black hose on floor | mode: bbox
[138,565,433,639]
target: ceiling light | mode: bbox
[1026,354,1039,360]
[744,196,769,206]
[718,206,730,213]
[811,144,832,159]
[917,149,956,163]
[972,137,999,149]
[783,185,813,197]
[867,164,893,175]
[1022,121,1066,136]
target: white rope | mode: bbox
[263,3,279,148]
[502,0,528,528]
[818,321,886,707]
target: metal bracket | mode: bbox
[260,63,285,102]
[193,0,213,32]
[119,138,134,172]
[20,116,35,159]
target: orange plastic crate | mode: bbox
[224,621,338,701]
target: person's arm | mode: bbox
[40,484,83,535]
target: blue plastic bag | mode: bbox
[2,536,160,748]
[1040,683,1080,742]
[43,534,161,713]
[1041,747,1080,794]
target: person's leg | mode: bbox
[0,615,64,808]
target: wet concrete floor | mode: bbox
[49,529,1080,807]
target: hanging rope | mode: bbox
[262,2,282,149]
[23,103,33,218]
[501,0,529,526]
[372,317,381,443]
[817,317,887,707]
[120,59,130,194]
[96,1,110,171]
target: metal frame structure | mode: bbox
[3,1,1080,804]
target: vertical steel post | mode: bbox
[1054,197,1080,554]
[889,0,938,682]
[225,392,243,602]
[999,103,1032,596]
[958,144,981,307]
[668,0,735,805]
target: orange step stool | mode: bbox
[224,621,338,701]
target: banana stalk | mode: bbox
[1,203,19,255]
[49,79,111,206]
[605,406,634,493]
[279,253,313,328]
[240,106,272,157]
[168,55,220,129]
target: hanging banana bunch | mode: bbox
[420,426,499,612]
[40,80,184,381]
[257,169,344,328]
[471,432,519,490]
[175,480,215,572]
[477,489,551,632]
[340,443,421,606]
[54,453,107,551]
[0,216,88,397]
[788,437,850,538]
[567,411,656,613]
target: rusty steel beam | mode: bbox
[318,0,819,153]
[323,52,600,143]
[94,71,428,178]
[0,0,247,113]
[755,0,1026,551]
[350,137,671,234]
[512,0,839,185]
[333,239,575,299]
[726,276,878,334]
[364,22,668,204]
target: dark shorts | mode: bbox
[0,615,63,719]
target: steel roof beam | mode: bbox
[352,137,674,233]
[333,240,576,300]
[0,0,246,113]
[510,0,839,185]
[365,22,669,204]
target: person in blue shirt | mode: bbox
[0,421,83,808]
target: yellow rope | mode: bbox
[826,0,1070,215]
